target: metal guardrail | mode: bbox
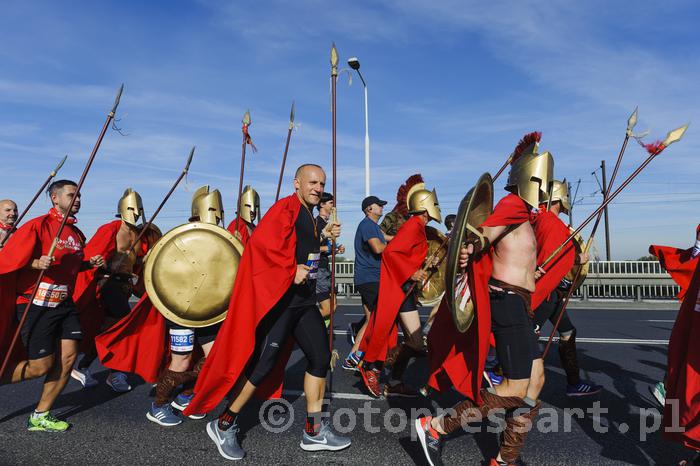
[333,260,680,301]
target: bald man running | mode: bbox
[0,199,18,246]
[185,164,351,460]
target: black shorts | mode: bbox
[398,282,418,313]
[99,278,132,320]
[356,282,379,312]
[490,290,539,380]
[315,267,332,303]
[17,299,82,360]
[166,321,221,354]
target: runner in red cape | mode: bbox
[418,136,553,466]
[648,225,700,409]
[664,250,700,464]
[95,294,165,383]
[185,164,350,461]
[226,185,259,246]
[96,186,228,427]
[0,199,18,247]
[0,180,104,433]
[357,181,439,398]
[71,188,151,393]
[426,193,529,400]
[531,180,600,397]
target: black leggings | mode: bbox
[246,304,330,385]
[533,290,575,335]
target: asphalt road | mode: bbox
[0,304,689,465]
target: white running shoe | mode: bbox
[71,367,99,389]
[106,371,132,393]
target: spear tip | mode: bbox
[184,146,195,172]
[663,123,689,146]
[111,83,125,115]
[330,43,339,74]
[627,106,638,133]
[289,100,296,129]
[242,109,251,126]
[52,155,68,175]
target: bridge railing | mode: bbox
[333,260,680,301]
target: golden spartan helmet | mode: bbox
[238,185,260,224]
[117,188,145,227]
[548,179,571,214]
[505,140,554,208]
[407,182,442,223]
[190,185,224,226]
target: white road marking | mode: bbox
[540,337,668,345]
[333,329,668,345]
[282,389,377,401]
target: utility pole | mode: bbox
[601,160,611,260]
[567,180,574,226]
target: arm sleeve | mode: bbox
[360,221,383,243]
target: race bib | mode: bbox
[306,253,321,279]
[169,328,194,353]
[33,282,69,308]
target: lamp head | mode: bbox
[348,57,360,70]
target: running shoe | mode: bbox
[207,419,245,460]
[71,367,99,389]
[300,420,351,452]
[415,416,443,466]
[146,403,182,427]
[650,381,666,407]
[106,371,132,393]
[359,366,382,398]
[484,370,504,388]
[341,351,362,372]
[27,412,70,432]
[566,381,602,397]
[384,382,419,398]
[171,393,206,420]
[489,459,514,466]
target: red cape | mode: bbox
[0,215,85,368]
[358,216,427,362]
[427,193,531,403]
[94,293,168,383]
[227,216,251,246]
[532,210,576,310]
[184,194,301,415]
[73,220,121,352]
[664,259,700,451]
[650,245,698,302]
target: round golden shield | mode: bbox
[144,222,244,328]
[445,173,494,333]
[565,227,589,292]
[416,226,447,307]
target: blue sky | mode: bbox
[1,0,699,259]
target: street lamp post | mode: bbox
[348,57,370,197]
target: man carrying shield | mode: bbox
[95,186,239,427]
[419,136,553,466]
